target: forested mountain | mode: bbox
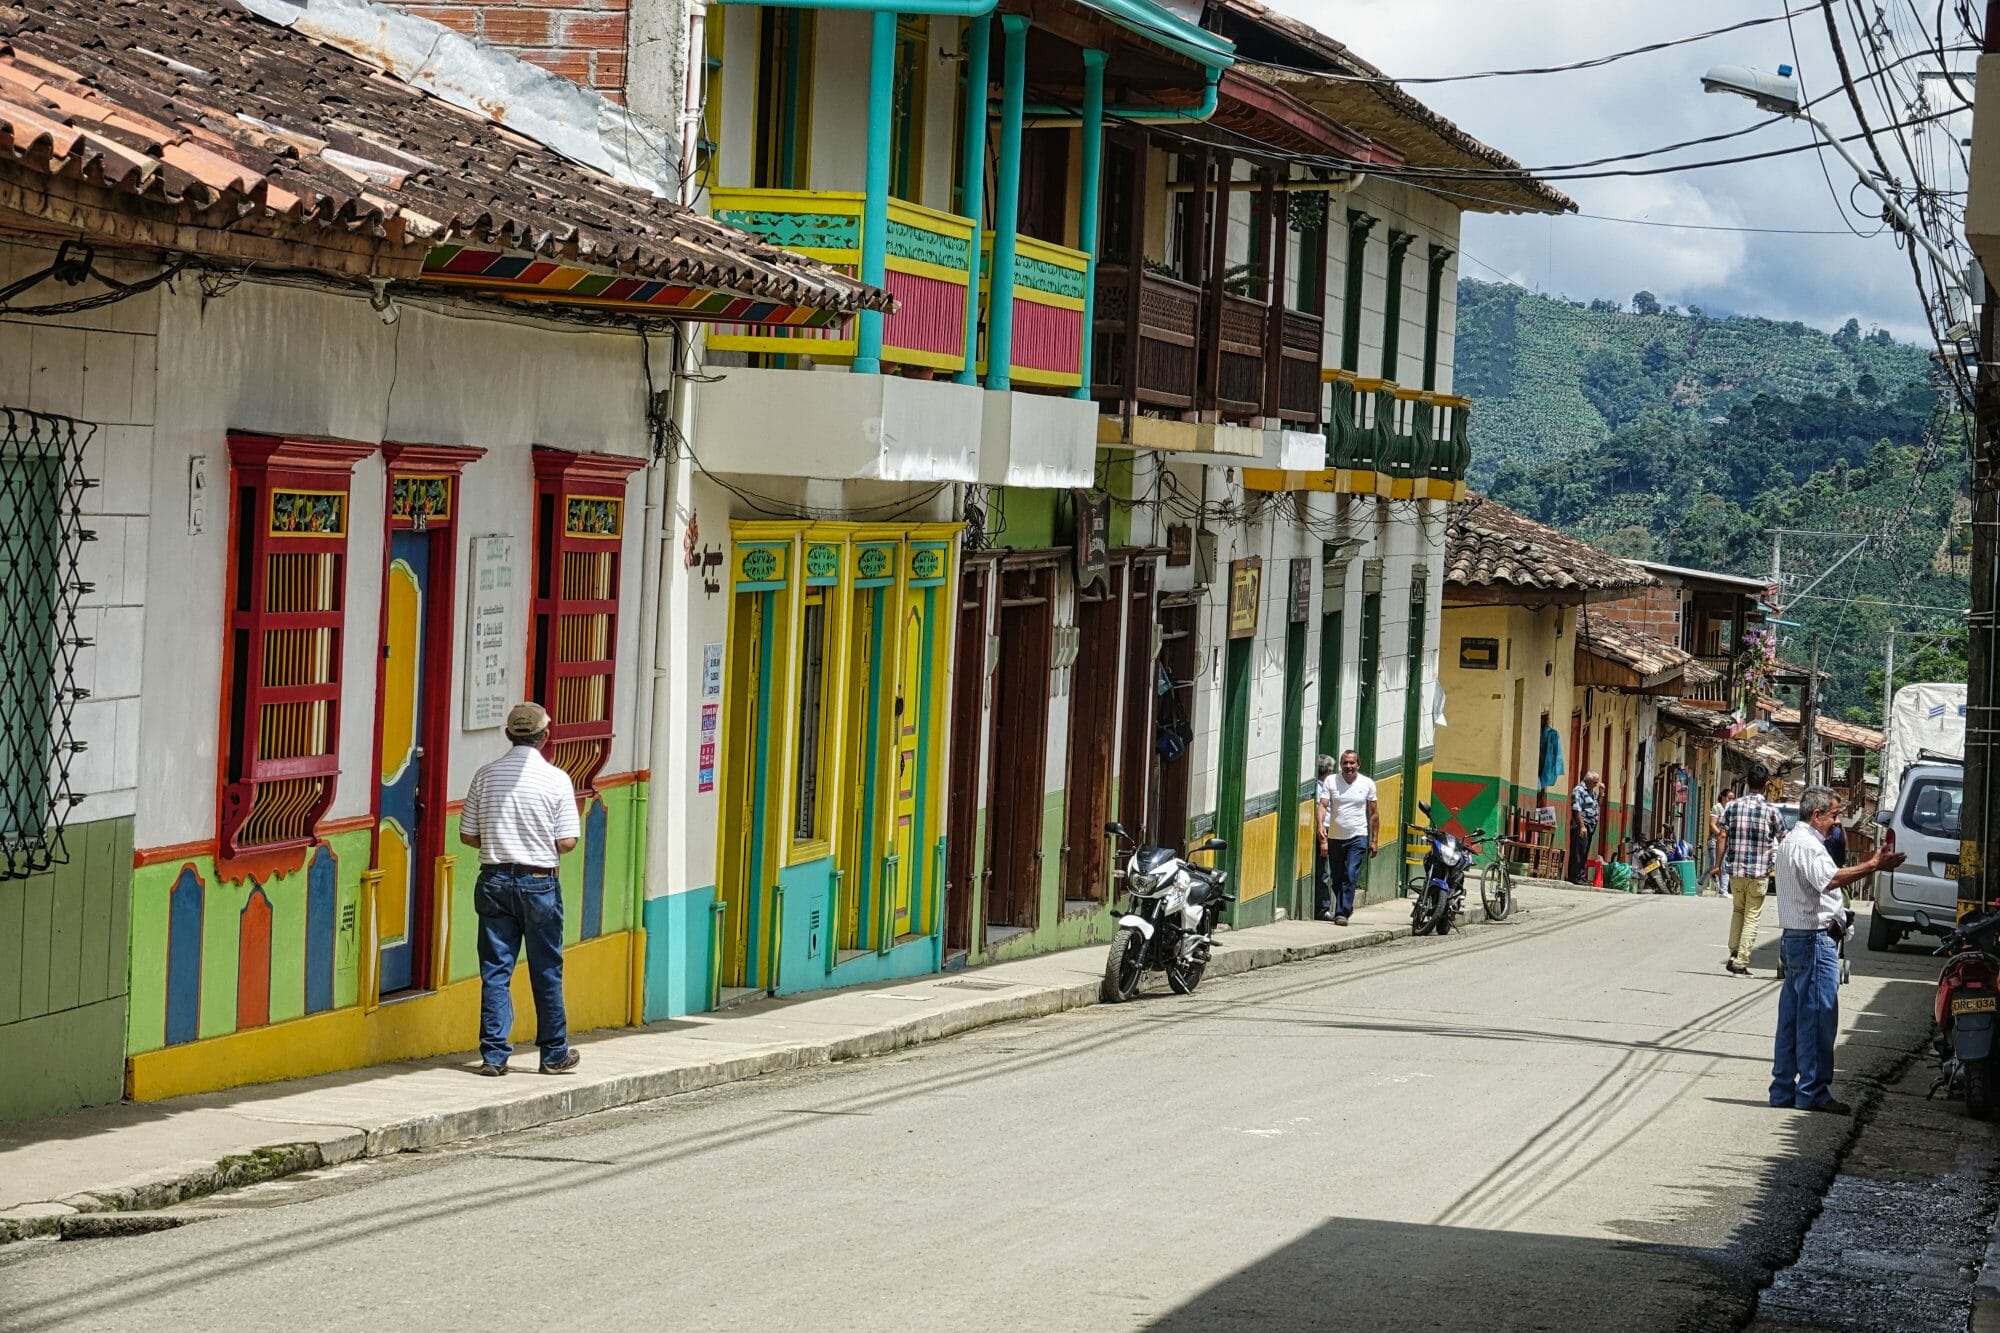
[1454,279,1967,722]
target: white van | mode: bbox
[1869,756,1964,950]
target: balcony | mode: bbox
[708,189,977,375]
[1091,270,1324,427]
[1686,655,1738,710]
[1091,265,1200,412]
[1276,309,1322,424]
[977,234,1092,388]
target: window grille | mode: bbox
[0,407,90,878]
[218,434,372,861]
[531,448,646,794]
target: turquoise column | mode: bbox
[986,13,1029,391]
[855,9,899,374]
[1074,48,1105,401]
[954,14,992,385]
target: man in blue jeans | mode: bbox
[460,702,583,1076]
[1315,749,1378,925]
[1769,785,1903,1114]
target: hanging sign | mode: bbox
[1288,558,1311,623]
[1074,491,1109,591]
[463,534,517,730]
[1166,524,1192,567]
[1228,557,1262,639]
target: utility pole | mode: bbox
[1965,0,2000,921]
[1883,633,1895,735]
[1802,635,1821,788]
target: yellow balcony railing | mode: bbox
[707,189,977,373]
[978,234,1090,389]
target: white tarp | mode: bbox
[1881,681,1967,811]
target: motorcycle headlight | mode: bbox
[1126,862,1174,895]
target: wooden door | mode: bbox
[1117,559,1157,838]
[375,528,434,996]
[985,563,1054,932]
[944,563,991,957]
[1152,596,1197,848]
[1063,562,1124,904]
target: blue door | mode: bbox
[377,529,431,994]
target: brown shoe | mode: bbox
[539,1050,581,1075]
[1333,916,1350,926]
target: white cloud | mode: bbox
[1271,0,1970,341]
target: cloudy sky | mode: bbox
[1277,0,1976,341]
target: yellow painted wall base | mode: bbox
[126,931,636,1102]
[1239,810,1278,902]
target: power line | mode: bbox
[1567,212,1877,235]
[1247,8,1824,86]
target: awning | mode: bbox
[1077,0,1235,71]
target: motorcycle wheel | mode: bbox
[1477,862,1513,922]
[1409,876,1441,936]
[1101,926,1145,1003]
[1167,955,1206,995]
[1436,908,1454,936]
[1968,1060,1999,1121]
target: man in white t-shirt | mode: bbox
[460,702,583,1077]
[1314,749,1379,926]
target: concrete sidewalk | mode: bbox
[0,882,1550,1242]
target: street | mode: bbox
[0,888,1967,1331]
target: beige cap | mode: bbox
[506,701,551,739]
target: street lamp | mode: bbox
[1703,62,1977,330]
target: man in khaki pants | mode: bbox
[1717,762,1785,977]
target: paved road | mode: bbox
[0,888,1947,1331]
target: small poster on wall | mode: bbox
[702,642,724,700]
[463,534,517,730]
[1227,557,1262,639]
[698,703,719,793]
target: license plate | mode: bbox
[1953,996,1996,1015]
[1945,860,1961,878]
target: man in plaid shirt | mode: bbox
[1718,762,1785,976]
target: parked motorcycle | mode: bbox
[1407,803,1483,936]
[1101,823,1234,1002]
[1920,906,2000,1119]
[1632,840,1678,895]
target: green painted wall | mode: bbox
[992,487,1058,551]
[0,817,133,1124]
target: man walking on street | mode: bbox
[1569,771,1602,885]
[1770,785,1904,1114]
[1317,749,1378,925]
[1718,763,1784,976]
[461,702,583,1076]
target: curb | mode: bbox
[1972,1216,2000,1333]
[0,898,1522,1243]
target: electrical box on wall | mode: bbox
[187,455,207,536]
[1195,529,1218,587]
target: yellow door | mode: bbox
[892,600,924,938]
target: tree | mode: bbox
[1833,317,1861,349]
[1632,290,1661,316]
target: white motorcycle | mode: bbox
[1101,823,1233,1001]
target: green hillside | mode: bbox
[1455,280,1936,482]
[1456,280,1967,722]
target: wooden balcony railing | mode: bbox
[708,189,976,374]
[1092,265,1200,412]
[1687,655,1737,709]
[1214,293,1268,419]
[1276,309,1323,424]
[979,234,1091,388]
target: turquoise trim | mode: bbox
[855,10,897,374]
[746,592,777,986]
[718,0,995,13]
[643,888,716,1019]
[886,218,973,270]
[955,14,992,386]
[1073,0,1230,70]
[1024,65,1221,121]
[986,14,1029,391]
[1074,48,1105,401]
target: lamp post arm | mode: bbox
[1795,107,1973,303]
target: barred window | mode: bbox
[531,448,645,794]
[0,408,88,877]
[219,434,372,862]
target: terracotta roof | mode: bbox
[1445,496,1656,597]
[1659,700,1729,734]
[1726,729,1803,776]
[1213,0,1573,216]
[0,0,890,314]
[1576,615,1698,681]
[1767,705,1885,752]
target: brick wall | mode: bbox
[1596,586,1683,643]
[398,1,630,99]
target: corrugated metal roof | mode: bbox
[0,0,892,315]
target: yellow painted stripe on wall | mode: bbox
[1239,810,1278,903]
[127,932,635,1101]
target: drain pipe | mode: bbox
[627,328,665,1028]
[1022,66,1221,124]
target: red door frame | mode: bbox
[368,443,485,994]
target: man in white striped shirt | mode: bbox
[461,702,582,1076]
